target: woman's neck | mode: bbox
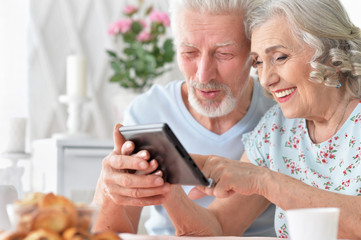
[308,97,359,144]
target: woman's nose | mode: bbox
[196,54,216,83]
[258,64,279,89]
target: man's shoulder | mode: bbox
[133,80,182,104]
[123,80,185,125]
[125,80,183,114]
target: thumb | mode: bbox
[188,187,207,200]
[113,123,126,154]
[189,154,208,170]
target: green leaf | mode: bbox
[144,55,156,72]
[123,32,136,43]
[135,44,147,58]
[163,39,174,52]
[131,21,143,34]
[134,60,145,72]
[109,74,125,83]
[145,6,153,15]
[124,47,136,56]
[163,49,175,63]
[110,61,122,73]
[106,50,118,58]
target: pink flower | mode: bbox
[123,5,138,15]
[137,31,152,42]
[138,19,147,28]
[149,10,170,26]
[108,19,132,35]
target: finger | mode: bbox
[115,173,166,188]
[189,154,208,170]
[133,150,151,160]
[121,141,135,155]
[188,187,207,200]
[112,183,171,199]
[135,160,159,175]
[113,123,126,154]
[109,154,150,171]
[110,193,168,207]
[213,182,235,198]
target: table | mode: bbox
[32,138,113,204]
[119,234,280,240]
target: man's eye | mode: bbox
[182,52,197,58]
[216,52,233,60]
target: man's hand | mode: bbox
[93,123,171,207]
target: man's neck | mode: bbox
[181,78,254,135]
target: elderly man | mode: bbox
[92,0,275,236]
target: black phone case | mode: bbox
[119,123,209,186]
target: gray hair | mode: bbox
[169,0,263,43]
[248,0,361,98]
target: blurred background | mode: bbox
[0,0,360,232]
[1,0,360,151]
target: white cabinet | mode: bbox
[32,138,113,204]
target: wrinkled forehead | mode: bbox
[174,10,248,47]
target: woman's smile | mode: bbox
[273,87,296,103]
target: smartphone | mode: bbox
[118,123,210,186]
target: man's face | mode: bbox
[176,10,252,117]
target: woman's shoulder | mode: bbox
[260,104,284,123]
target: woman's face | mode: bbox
[251,15,331,119]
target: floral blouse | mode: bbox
[242,102,361,238]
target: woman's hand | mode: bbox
[189,154,268,199]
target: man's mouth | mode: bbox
[198,89,220,99]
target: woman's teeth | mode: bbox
[275,88,295,98]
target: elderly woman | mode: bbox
[160,0,361,238]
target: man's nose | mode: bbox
[196,54,216,83]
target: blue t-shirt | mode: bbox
[123,78,276,236]
[243,102,361,238]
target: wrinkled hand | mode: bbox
[94,124,171,207]
[188,154,266,199]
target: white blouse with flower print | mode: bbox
[243,102,361,238]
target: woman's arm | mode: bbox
[195,153,361,239]
[265,171,361,239]
[163,154,271,236]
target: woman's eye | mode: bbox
[252,59,263,68]
[276,55,288,61]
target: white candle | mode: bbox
[66,55,87,97]
[5,117,27,153]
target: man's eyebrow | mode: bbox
[181,42,197,48]
[180,41,236,48]
[215,41,236,47]
[250,45,286,56]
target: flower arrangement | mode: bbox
[106,2,175,91]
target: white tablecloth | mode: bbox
[119,234,281,240]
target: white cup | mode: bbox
[0,185,18,230]
[286,207,340,240]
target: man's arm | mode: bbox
[92,124,171,233]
